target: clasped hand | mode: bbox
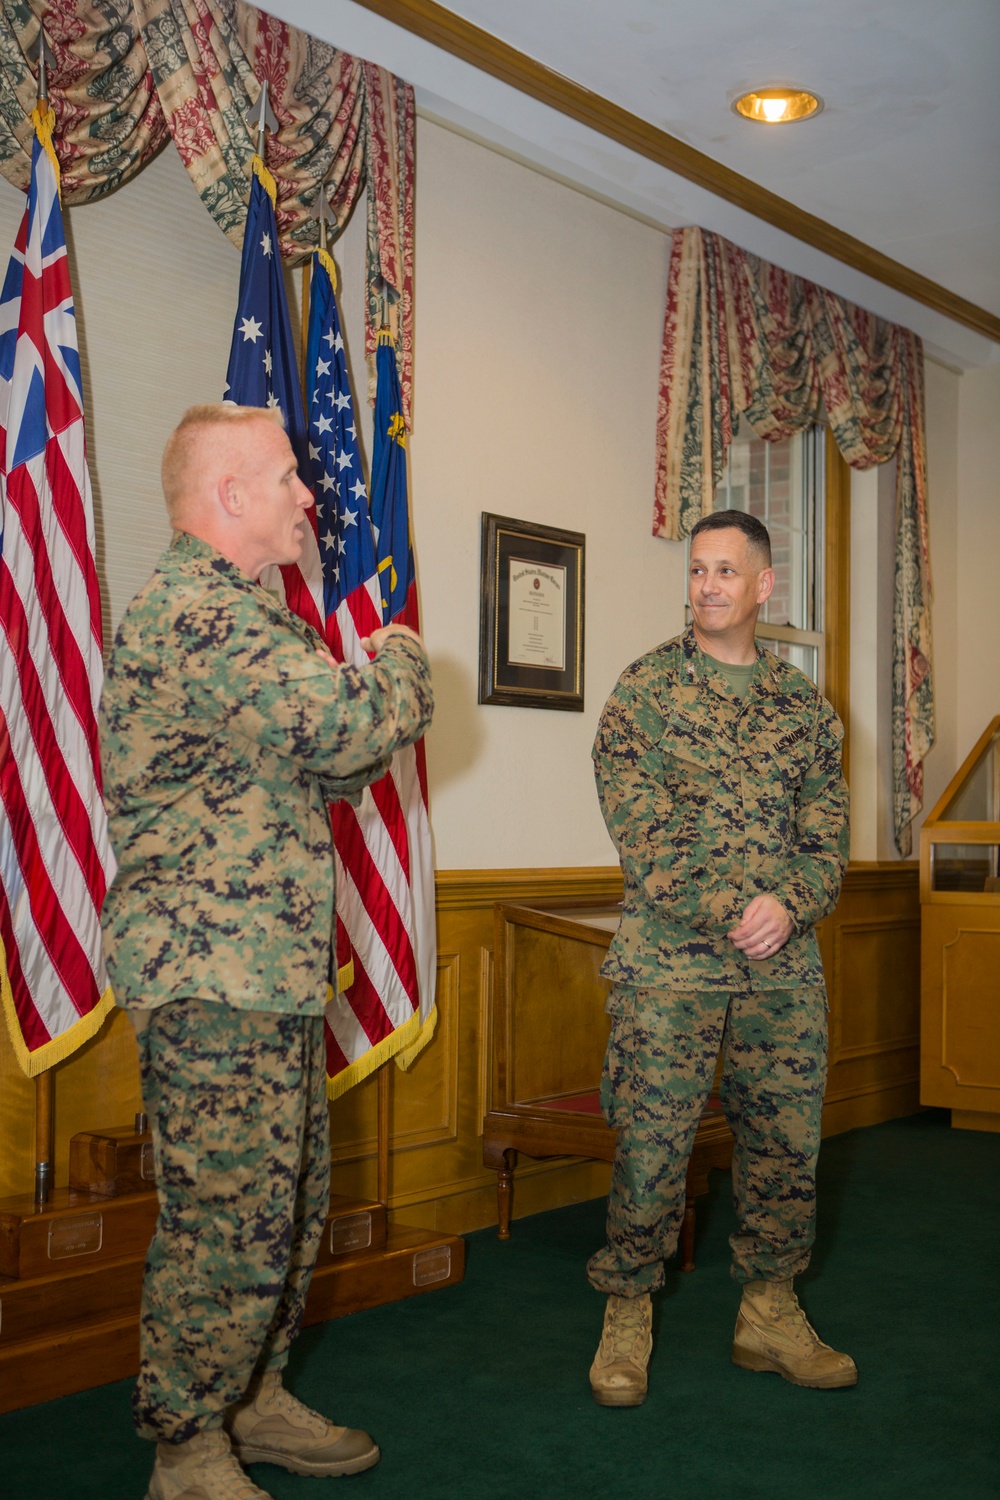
[728,894,794,962]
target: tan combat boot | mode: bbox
[589,1293,653,1407]
[227,1369,380,1477]
[732,1279,858,1389]
[145,1426,272,1499]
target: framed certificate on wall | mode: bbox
[478,512,585,711]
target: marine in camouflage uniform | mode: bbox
[100,408,432,1489]
[587,510,854,1405]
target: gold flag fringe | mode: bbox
[250,153,277,206]
[1,935,115,1077]
[30,105,60,193]
[315,245,337,292]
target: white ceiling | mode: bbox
[269,0,1000,368]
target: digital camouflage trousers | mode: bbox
[132,1000,330,1443]
[587,985,828,1297]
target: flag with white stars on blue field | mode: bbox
[304,248,432,1095]
[305,248,381,648]
[224,163,309,469]
[224,159,326,633]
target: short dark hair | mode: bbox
[690,508,771,566]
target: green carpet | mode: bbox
[2,1112,996,1500]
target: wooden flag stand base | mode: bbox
[0,1068,464,1415]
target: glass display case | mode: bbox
[920,718,1000,1131]
[924,719,1000,894]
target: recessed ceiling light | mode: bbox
[732,88,823,125]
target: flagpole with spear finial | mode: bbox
[249,75,276,154]
[301,187,337,375]
[27,23,57,1207]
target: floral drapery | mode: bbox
[654,226,933,855]
[0,1,168,197]
[0,0,413,418]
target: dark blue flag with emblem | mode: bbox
[370,333,416,626]
[366,330,436,1069]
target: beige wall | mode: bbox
[956,363,1000,759]
[410,122,678,869]
[915,359,961,839]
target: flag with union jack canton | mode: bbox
[307,251,435,1093]
[0,113,116,1076]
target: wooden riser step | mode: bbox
[0,1224,464,1415]
[0,1187,159,1281]
[315,1195,387,1265]
[0,1195,388,1351]
[0,1312,140,1416]
[0,1190,386,1284]
[0,1254,146,1347]
[304,1224,465,1325]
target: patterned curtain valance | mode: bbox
[654,226,933,854]
[0,0,413,419]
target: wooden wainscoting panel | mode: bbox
[830,918,921,1062]
[328,953,460,1172]
[477,947,493,1137]
[328,1073,379,1175]
[0,1007,144,1201]
[387,953,461,1153]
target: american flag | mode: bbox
[308,255,436,1092]
[224,166,435,1093]
[0,116,115,1076]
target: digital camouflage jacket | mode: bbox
[100,531,433,1016]
[594,627,849,992]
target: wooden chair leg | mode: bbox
[679,1197,696,1272]
[496,1148,517,1240]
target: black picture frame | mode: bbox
[478,512,585,712]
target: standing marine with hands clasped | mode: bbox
[587,508,854,1406]
[100,404,433,1499]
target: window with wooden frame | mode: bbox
[708,422,851,778]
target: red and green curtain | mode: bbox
[0,0,413,419]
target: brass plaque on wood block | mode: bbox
[412,1245,451,1287]
[0,1188,158,1279]
[329,1211,372,1256]
[48,1213,103,1261]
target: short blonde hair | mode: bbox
[161,403,285,520]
